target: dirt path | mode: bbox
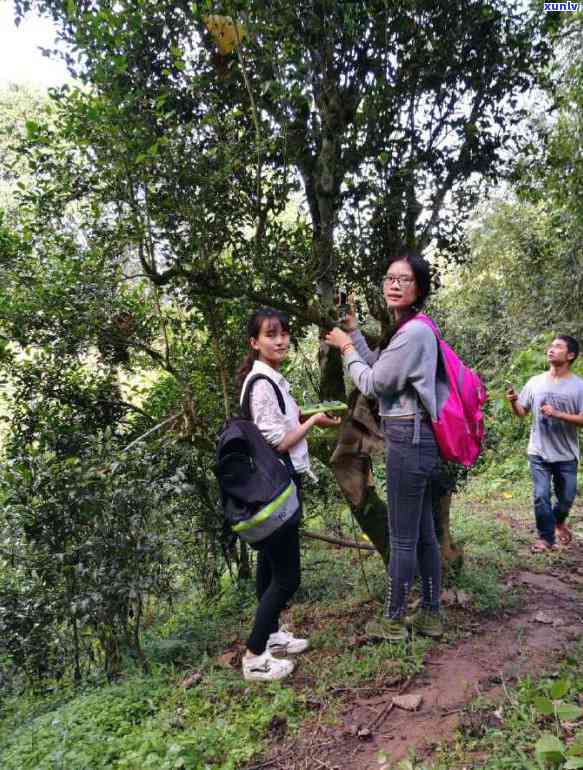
[327,561,583,770]
[247,515,583,770]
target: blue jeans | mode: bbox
[384,419,440,619]
[528,454,578,545]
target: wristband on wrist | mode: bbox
[341,342,355,355]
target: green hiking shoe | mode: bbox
[406,609,444,639]
[365,617,408,642]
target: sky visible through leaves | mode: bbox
[0,0,69,87]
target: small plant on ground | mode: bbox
[532,678,583,769]
[434,654,583,770]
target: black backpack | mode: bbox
[215,375,300,544]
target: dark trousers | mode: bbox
[384,419,440,619]
[246,520,301,655]
[528,454,578,545]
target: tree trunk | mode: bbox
[71,615,81,683]
[314,226,346,402]
[433,493,463,576]
[350,485,390,565]
[319,335,346,401]
[302,82,347,402]
[131,594,150,675]
[237,540,252,581]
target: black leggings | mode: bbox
[246,520,301,655]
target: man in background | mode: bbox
[507,336,583,552]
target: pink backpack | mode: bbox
[414,314,487,467]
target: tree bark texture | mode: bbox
[298,66,350,402]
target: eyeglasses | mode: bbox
[382,274,415,288]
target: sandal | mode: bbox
[531,539,557,553]
[556,524,572,546]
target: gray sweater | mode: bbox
[345,320,446,419]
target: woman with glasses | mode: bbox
[325,251,448,642]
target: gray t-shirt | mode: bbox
[518,372,583,462]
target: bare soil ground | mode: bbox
[244,504,583,770]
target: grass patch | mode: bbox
[2,479,560,770]
[0,670,303,770]
[0,516,433,770]
[147,578,257,664]
[448,490,524,612]
[299,539,385,604]
[310,635,431,693]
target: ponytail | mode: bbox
[236,350,258,395]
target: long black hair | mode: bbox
[380,249,432,346]
[386,249,431,309]
[235,307,290,394]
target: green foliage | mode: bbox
[0,476,562,770]
[0,0,575,720]
[0,671,302,770]
[6,0,556,348]
[531,678,583,733]
[151,579,257,664]
[433,653,583,770]
[450,497,521,612]
[434,17,583,416]
[0,431,225,681]
[0,6,565,693]
[308,630,431,694]
[434,201,583,380]
[6,356,129,456]
[514,16,583,220]
[0,85,49,212]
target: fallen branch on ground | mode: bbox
[371,675,415,728]
[302,530,376,551]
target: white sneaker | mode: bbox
[242,650,295,682]
[267,626,309,655]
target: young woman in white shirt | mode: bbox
[237,307,340,682]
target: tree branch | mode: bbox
[302,529,375,551]
[234,24,263,236]
[122,413,180,453]
[95,399,154,421]
[420,85,487,248]
[126,339,186,384]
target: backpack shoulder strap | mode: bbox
[412,313,440,338]
[240,374,286,419]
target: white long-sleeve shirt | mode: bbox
[240,360,312,475]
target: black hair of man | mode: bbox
[556,334,579,364]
